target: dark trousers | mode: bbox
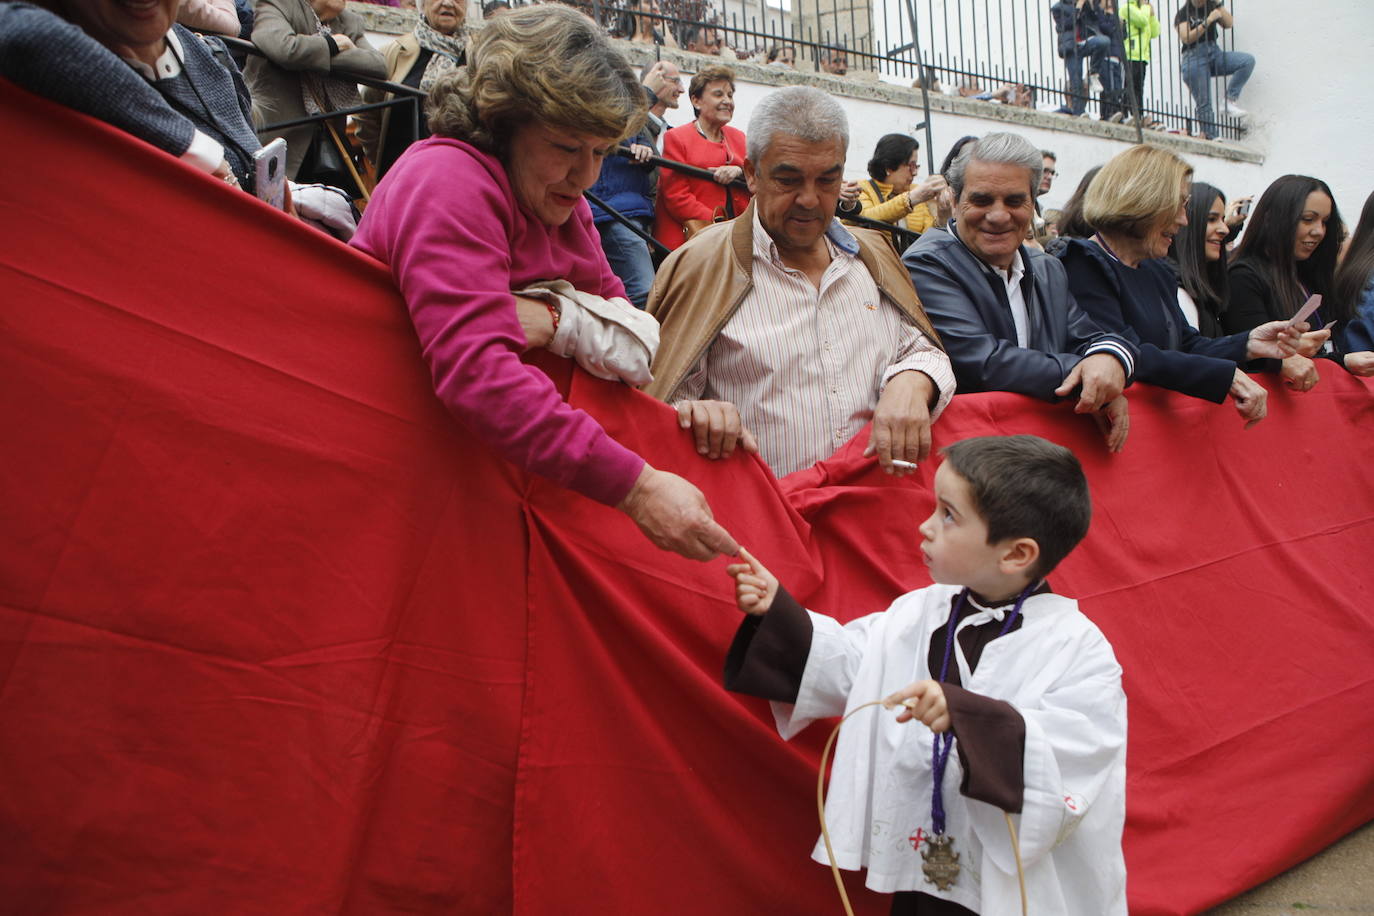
[890,891,979,915]
[1125,59,1149,118]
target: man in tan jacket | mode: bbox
[645,87,955,479]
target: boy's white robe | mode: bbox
[774,583,1127,915]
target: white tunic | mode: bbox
[773,583,1127,916]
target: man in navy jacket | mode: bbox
[903,132,1138,452]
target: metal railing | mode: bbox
[600,144,920,254]
[218,27,951,249]
[566,0,1250,141]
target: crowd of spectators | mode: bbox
[6,0,1372,561]
[1048,0,1253,137]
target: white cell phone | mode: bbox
[253,138,287,209]
[1238,198,1252,217]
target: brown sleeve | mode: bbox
[722,585,812,703]
[944,683,1025,814]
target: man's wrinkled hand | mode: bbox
[1055,353,1127,413]
[1091,395,1130,453]
[863,370,935,475]
[676,399,759,460]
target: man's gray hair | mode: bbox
[946,132,1044,200]
[746,86,849,162]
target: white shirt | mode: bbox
[989,251,1030,347]
[646,111,668,153]
[1176,287,1202,331]
[675,211,956,477]
[778,584,1127,915]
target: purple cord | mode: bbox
[929,584,1034,835]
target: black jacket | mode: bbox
[1057,239,1246,403]
[903,226,1137,399]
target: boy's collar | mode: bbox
[965,580,1051,610]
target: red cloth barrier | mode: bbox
[2,82,1372,915]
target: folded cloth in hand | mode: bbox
[289,182,358,241]
[514,280,660,387]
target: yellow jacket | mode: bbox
[856,178,938,234]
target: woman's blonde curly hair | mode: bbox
[427,4,645,156]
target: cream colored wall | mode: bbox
[361,0,1374,221]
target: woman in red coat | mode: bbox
[653,64,750,251]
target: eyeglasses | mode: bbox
[1043,169,1058,178]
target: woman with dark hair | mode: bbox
[350,5,737,562]
[654,64,750,250]
[1168,181,1229,336]
[1223,175,1344,389]
[1053,165,1104,241]
[854,133,949,235]
[938,134,977,178]
[1330,191,1374,375]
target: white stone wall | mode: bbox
[658,70,1268,211]
[359,0,1373,222]
[1231,0,1374,223]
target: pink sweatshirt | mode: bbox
[351,137,644,506]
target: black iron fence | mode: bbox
[564,0,1250,141]
[217,34,919,249]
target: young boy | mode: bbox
[725,435,1126,916]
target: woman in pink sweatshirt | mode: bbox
[350,4,736,562]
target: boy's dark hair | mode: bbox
[941,435,1091,580]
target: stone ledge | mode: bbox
[348,2,1262,166]
[620,44,1263,165]
[352,2,416,35]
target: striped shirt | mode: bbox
[675,211,956,477]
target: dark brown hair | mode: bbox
[941,435,1091,580]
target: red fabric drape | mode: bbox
[2,82,1372,915]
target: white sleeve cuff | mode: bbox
[181,129,225,175]
[1083,339,1135,381]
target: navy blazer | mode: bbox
[903,226,1137,400]
[1057,238,1246,403]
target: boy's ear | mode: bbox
[997,537,1040,579]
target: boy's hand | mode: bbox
[883,680,950,733]
[725,547,778,616]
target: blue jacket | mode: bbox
[588,123,657,225]
[903,225,1137,399]
[1343,282,1374,352]
[1051,0,1120,58]
[1056,238,1246,403]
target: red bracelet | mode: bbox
[545,300,561,334]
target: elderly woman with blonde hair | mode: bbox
[1053,144,1320,428]
[350,4,737,562]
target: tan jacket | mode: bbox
[243,0,387,178]
[355,31,422,165]
[644,201,943,402]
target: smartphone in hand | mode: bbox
[253,138,288,210]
